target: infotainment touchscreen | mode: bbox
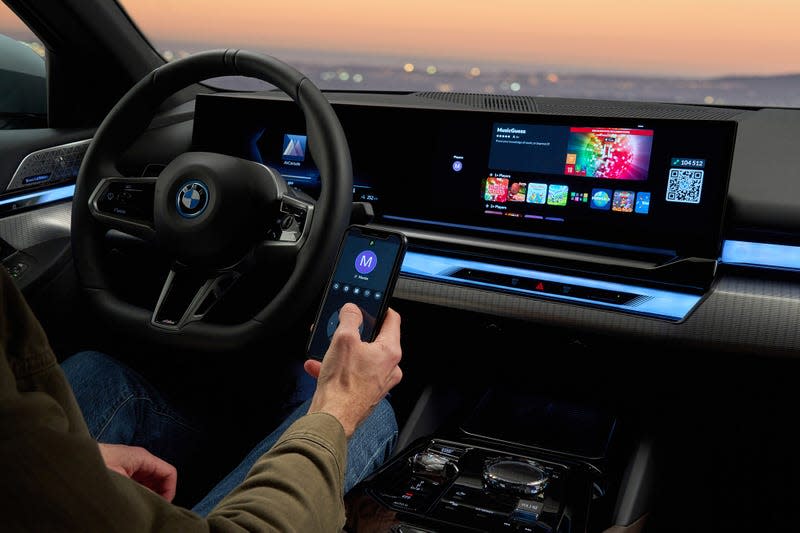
[481,122,657,221]
[421,114,735,258]
[192,94,736,260]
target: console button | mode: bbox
[382,491,429,513]
[5,261,28,279]
[512,499,544,523]
[433,499,495,530]
[428,443,468,459]
[444,484,484,506]
[406,476,440,495]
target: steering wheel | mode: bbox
[71,50,353,352]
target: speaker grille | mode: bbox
[7,139,91,192]
[414,91,538,112]
[413,92,743,120]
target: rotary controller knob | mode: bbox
[483,458,549,496]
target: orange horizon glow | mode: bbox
[2,0,799,77]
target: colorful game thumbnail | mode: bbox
[547,184,568,206]
[570,191,588,204]
[590,188,612,210]
[508,182,527,202]
[526,182,548,204]
[635,192,651,214]
[612,190,635,212]
[484,176,509,202]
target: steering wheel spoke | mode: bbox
[151,265,241,330]
[88,176,157,241]
[264,193,315,245]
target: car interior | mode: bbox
[2,1,800,532]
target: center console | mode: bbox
[346,438,593,532]
[345,390,627,533]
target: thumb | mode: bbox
[107,464,130,477]
[336,303,363,333]
[304,358,322,379]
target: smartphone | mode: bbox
[306,225,408,360]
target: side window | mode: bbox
[0,2,46,129]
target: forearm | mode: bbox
[207,412,348,532]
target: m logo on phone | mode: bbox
[355,250,378,275]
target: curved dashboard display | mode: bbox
[192,94,737,262]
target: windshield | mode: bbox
[122,1,798,107]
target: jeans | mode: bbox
[61,351,398,515]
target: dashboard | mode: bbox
[4,90,800,356]
[192,92,742,324]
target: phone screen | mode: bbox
[306,226,407,360]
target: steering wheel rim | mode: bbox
[71,49,353,352]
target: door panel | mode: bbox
[0,129,93,292]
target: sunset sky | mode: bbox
[2,0,798,77]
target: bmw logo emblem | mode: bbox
[176,180,209,218]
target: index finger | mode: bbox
[374,307,401,345]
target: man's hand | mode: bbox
[304,303,403,437]
[98,443,178,502]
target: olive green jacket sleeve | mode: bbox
[0,267,347,532]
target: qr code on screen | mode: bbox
[666,168,703,204]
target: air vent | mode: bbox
[413,92,743,120]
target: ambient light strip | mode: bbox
[721,240,800,270]
[0,184,76,212]
[400,251,701,321]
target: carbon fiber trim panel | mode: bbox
[0,202,71,250]
[394,274,800,357]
